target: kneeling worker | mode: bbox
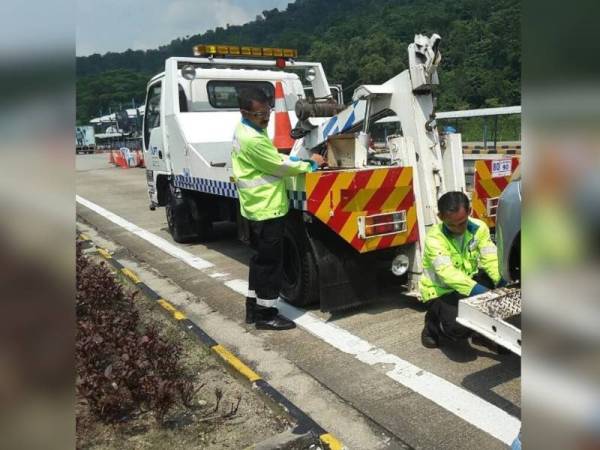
[232,87,324,330]
[419,191,503,348]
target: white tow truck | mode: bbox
[141,34,505,312]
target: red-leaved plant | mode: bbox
[76,242,194,426]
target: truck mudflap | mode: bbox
[471,157,520,228]
[307,220,406,312]
[290,166,419,253]
[457,287,521,355]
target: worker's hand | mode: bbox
[469,283,489,296]
[310,153,326,167]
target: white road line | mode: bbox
[209,272,230,279]
[76,195,521,445]
[76,195,213,270]
[221,277,521,445]
[224,279,250,296]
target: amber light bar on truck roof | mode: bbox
[192,44,298,59]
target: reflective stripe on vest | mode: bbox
[272,158,307,177]
[433,255,452,269]
[480,245,496,256]
[424,267,449,288]
[236,174,281,189]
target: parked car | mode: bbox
[495,176,521,283]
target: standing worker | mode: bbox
[419,191,504,348]
[232,87,324,330]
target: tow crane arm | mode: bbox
[292,34,466,282]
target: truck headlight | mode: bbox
[391,254,409,276]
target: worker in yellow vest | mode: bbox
[419,191,504,348]
[232,87,324,330]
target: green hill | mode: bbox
[76,0,520,124]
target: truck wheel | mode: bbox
[165,185,198,243]
[509,233,520,282]
[188,196,213,242]
[281,218,319,307]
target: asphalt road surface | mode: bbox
[76,153,520,450]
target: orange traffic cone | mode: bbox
[113,149,126,168]
[136,150,145,168]
[272,81,294,153]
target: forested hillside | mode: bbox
[76,0,520,124]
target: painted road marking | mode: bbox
[97,248,112,259]
[209,272,230,279]
[76,195,520,445]
[76,195,213,270]
[157,298,188,320]
[121,267,142,284]
[224,279,250,296]
[320,433,344,450]
[212,344,262,383]
[222,278,520,445]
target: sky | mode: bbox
[76,0,292,57]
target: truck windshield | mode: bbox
[207,81,274,109]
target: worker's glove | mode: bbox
[496,278,508,288]
[469,283,489,296]
[289,155,319,171]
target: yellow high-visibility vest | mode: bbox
[232,119,315,221]
[419,218,501,301]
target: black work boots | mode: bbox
[245,298,296,330]
[421,325,440,348]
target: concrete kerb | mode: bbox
[77,232,345,450]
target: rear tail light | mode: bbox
[358,211,407,239]
[486,197,499,218]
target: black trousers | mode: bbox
[248,216,285,303]
[424,270,495,340]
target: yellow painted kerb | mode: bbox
[157,299,187,320]
[212,345,262,382]
[121,268,141,284]
[173,311,187,320]
[320,433,344,450]
[97,248,112,259]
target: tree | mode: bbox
[76,0,520,123]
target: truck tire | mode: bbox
[281,217,319,307]
[509,232,520,282]
[165,185,198,243]
[188,196,213,242]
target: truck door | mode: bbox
[143,81,168,173]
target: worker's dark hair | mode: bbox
[237,87,269,111]
[438,191,470,215]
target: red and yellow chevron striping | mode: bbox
[471,157,520,228]
[304,167,418,253]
